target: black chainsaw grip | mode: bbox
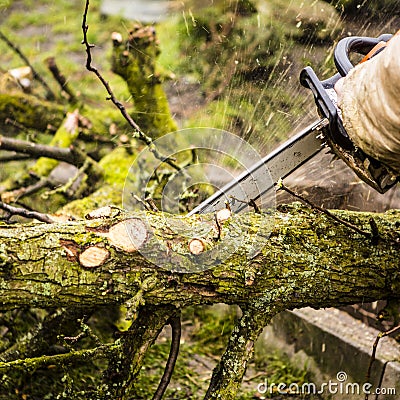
[334,34,393,76]
[300,67,353,149]
[301,33,394,150]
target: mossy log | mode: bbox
[0,92,65,133]
[0,203,399,398]
[0,203,398,311]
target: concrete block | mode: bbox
[255,307,400,399]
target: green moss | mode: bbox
[131,304,311,399]
[111,26,178,138]
[99,147,136,187]
[0,92,64,132]
[60,183,123,218]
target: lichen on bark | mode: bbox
[0,204,399,398]
[111,25,178,138]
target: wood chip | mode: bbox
[85,206,113,220]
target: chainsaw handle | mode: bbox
[334,34,393,76]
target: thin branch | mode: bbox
[81,0,182,172]
[374,361,388,400]
[46,57,78,102]
[365,324,400,400]
[0,152,31,162]
[214,212,222,241]
[2,178,49,203]
[0,308,94,363]
[133,194,153,211]
[0,30,56,100]
[152,314,182,400]
[0,135,87,167]
[0,201,53,223]
[229,195,261,214]
[145,198,159,212]
[63,317,102,347]
[5,118,35,136]
[277,180,372,239]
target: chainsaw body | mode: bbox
[300,34,398,193]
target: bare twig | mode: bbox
[2,178,49,203]
[5,118,36,136]
[214,212,222,241]
[365,324,400,400]
[0,201,53,223]
[63,317,102,347]
[81,0,181,172]
[375,362,389,400]
[133,195,153,211]
[0,30,56,100]
[46,57,77,102]
[229,195,261,213]
[152,314,182,400]
[277,180,372,239]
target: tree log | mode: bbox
[0,203,398,312]
[0,202,399,398]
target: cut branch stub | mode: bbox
[79,246,110,268]
[216,208,232,223]
[188,238,207,255]
[60,239,80,262]
[106,218,148,252]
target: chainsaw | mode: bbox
[187,33,398,216]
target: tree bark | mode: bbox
[0,203,398,398]
[0,204,398,312]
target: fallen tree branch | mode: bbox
[205,305,270,399]
[0,135,87,166]
[0,204,398,398]
[46,56,78,103]
[0,204,398,310]
[0,200,53,223]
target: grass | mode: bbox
[0,0,133,103]
[133,305,313,399]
